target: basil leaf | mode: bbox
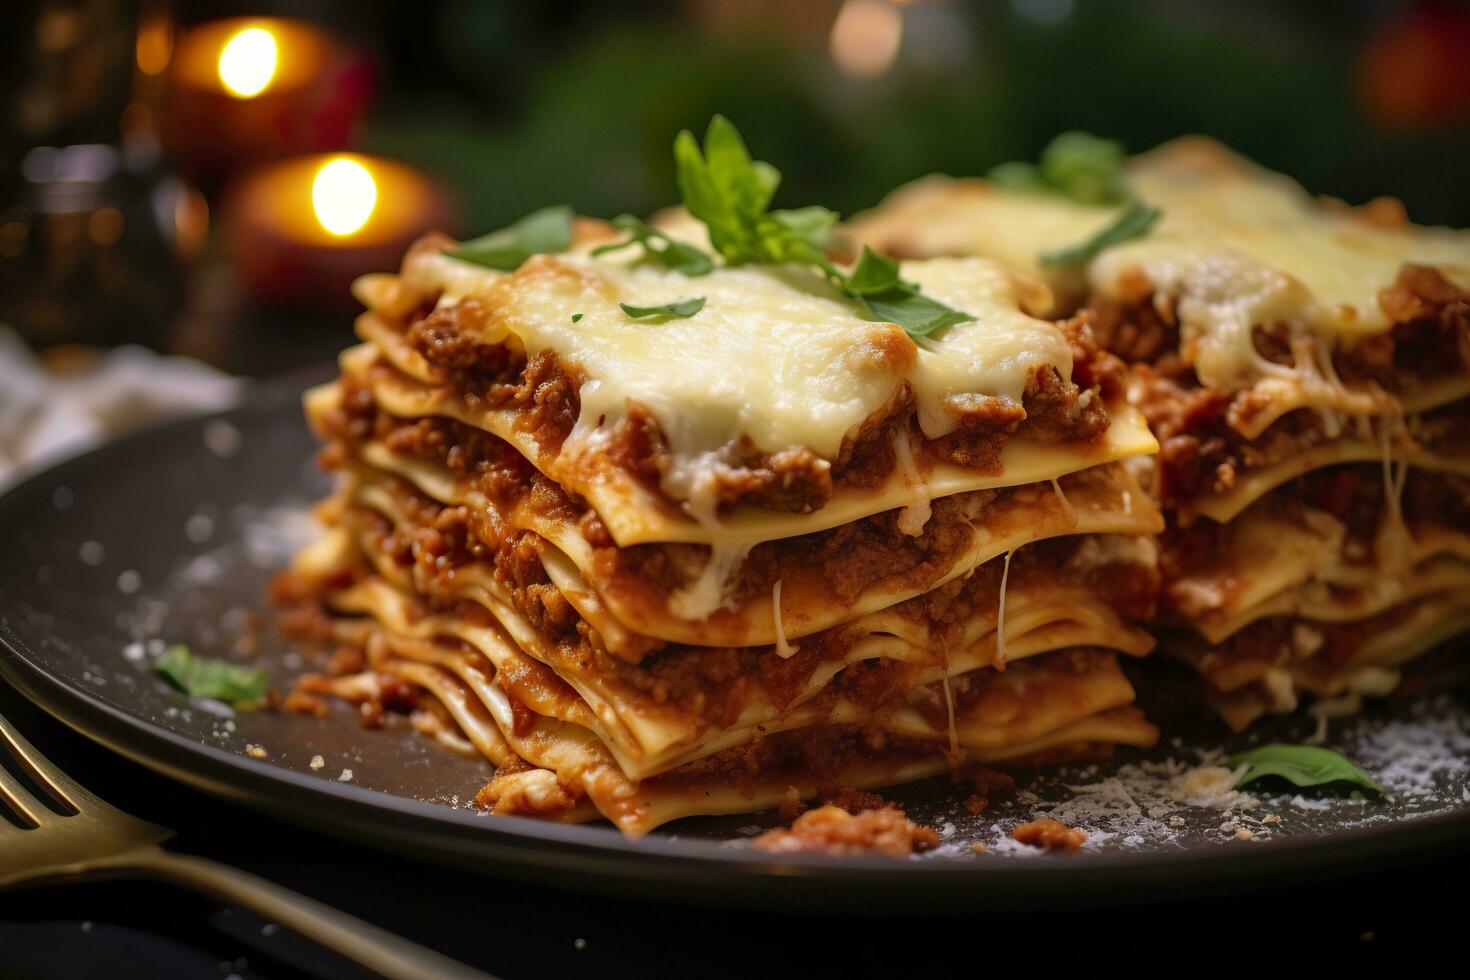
[987,160,1051,195]
[674,115,829,267]
[1040,201,1161,267]
[1040,131,1128,205]
[857,288,974,339]
[990,132,1128,205]
[591,214,714,275]
[838,247,972,338]
[842,246,903,295]
[674,116,778,264]
[445,204,574,270]
[155,644,268,709]
[1229,744,1382,795]
[620,297,706,320]
[770,205,838,253]
[674,118,973,338]
[571,313,583,323]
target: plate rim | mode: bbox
[2,396,1469,907]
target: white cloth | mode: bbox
[0,328,241,489]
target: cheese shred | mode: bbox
[994,548,1017,669]
[772,579,799,660]
[1050,477,1078,527]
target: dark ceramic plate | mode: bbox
[2,383,1469,910]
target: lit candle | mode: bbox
[159,18,374,182]
[222,153,455,309]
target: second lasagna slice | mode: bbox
[852,135,1470,727]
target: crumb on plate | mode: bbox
[752,804,940,858]
[1011,817,1087,853]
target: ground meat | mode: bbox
[752,804,940,857]
[1060,311,1129,399]
[1131,364,1333,507]
[1189,600,1424,671]
[818,786,891,814]
[1090,268,1183,366]
[291,668,419,730]
[1097,264,1470,399]
[1411,398,1470,457]
[927,355,1112,471]
[319,449,1159,722]
[1011,817,1088,852]
[1403,469,1470,529]
[303,385,1162,738]
[409,299,526,395]
[319,386,1147,626]
[1089,262,1470,510]
[606,402,839,514]
[1161,464,1470,593]
[924,398,1023,471]
[1354,264,1470,391]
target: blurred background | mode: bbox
[2,0,1469,382]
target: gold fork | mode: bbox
[0,710,491,979]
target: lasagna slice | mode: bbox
[851,136,1470,727]
[277,221,1164,835]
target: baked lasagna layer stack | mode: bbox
[279,224,1164,834]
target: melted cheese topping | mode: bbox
[852,137,1470,396]
[399,247,1073,471]
[1113,139,1470,337]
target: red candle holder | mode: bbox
[222,153,456,311]
[159,17,375,183]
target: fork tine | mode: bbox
[0,750,43,828]
[0,711,80,816]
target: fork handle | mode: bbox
[107,846,492,979]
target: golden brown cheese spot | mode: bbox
[511,253,619,303]
[850,326,920,375]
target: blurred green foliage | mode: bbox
[363,1,1470,234]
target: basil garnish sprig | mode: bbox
[840,247,974,338]
[675,115,973,339]
[1229,744,1382,795]
[990,131,1130,205]
[620,297,706,320]
[154,644,268,709]
[991,131,1163,268]
[593,214,714,276]
[1040,200,1162,268]
[441,117,974,338]
[446,204,575,270]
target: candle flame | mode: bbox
[312,158,378,237]
[218,26,277,98]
